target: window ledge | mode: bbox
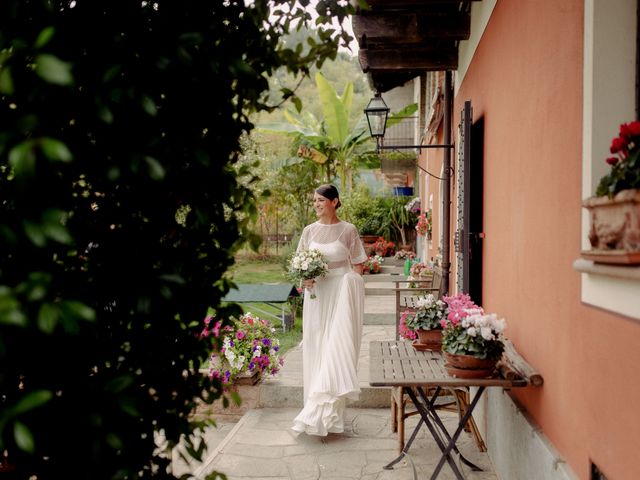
[573,258,640,281]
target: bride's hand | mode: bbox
[302,279,315,288]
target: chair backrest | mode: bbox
[394,268,445,340]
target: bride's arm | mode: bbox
[352,263,364,275]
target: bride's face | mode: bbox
[313,193,338,217]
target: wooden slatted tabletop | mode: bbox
[369,341,528,388]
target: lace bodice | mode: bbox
[297,221,367,269]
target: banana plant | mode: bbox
[259,72,417,192]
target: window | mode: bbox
[576,0,640,320]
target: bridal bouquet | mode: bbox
[286,248,329,299]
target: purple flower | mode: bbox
[262,338,271,347]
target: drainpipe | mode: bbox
[441,71,452,295]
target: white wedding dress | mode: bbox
[291,221,367,436]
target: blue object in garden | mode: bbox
[393,186,414,196]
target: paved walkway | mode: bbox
[174,272,499,479]
[189,408,498,480]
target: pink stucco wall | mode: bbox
[454,1,640,479]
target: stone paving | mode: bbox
[192,407,498,480]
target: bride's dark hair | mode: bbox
[315,184,341,208]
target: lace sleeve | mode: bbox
[347,224,367,264]
[296,226,309,252]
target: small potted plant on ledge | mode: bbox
[404,294,447,351]
[582,120,640,264]
[440,293,506,379]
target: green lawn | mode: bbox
[227,254,302,355]
[230,259,287,284]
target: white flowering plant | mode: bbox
[404,294,447,331]
[203,312,283,385]
[440,293,506,360]
[394,249,416,260]
[286,248,328,299]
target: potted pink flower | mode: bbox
[440,293,506,378]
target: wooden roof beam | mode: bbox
[359,46,458,72]
[353,12,471,45]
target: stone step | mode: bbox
[381,263,405,272]
[365,282,397,296]
[362,272,405,283]
[379,257,406,267]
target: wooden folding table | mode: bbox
[369,340,528,479]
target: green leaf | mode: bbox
[105,375,134,393]
[141,96,157,116]
[106,433,123,450]
[0,287,27,327]
[42,209,72,244]
[9,140,37,177]
[14,422,34,453]
[35,26,56,48]
[292,95,302,113]
[10,390,53,416]
[40,137,72,163]
[23,221,46,247]
[315,72,349,144]
[0,66,14,95]
[35,54,73,86]
[38,303,59,333]
[144,156,165,180]
[61,300,96,323]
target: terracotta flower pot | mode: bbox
[414,328,442,351]
[443,352,498,379]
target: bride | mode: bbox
[291,184,367,436]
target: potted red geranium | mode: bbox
[582,120,640,264]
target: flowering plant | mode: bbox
[404,294,447,331]
[398,310,417,340]
[440,293,506,360]
[405,196,421,214]
[394,249,416,260]
[415,209,432,238]
[373,237,395,257]
[286,248,328,299]
[408,261,432,279]
[596,120,640,197]
[203,313,283,385]
[364,254,384,274]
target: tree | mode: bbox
[0,1,356,478]
[259,73,417,193]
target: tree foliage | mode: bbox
[0,1,355,478]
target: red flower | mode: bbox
[605,156,618,166]
[610,136,628,154]
[619,120,640,139]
